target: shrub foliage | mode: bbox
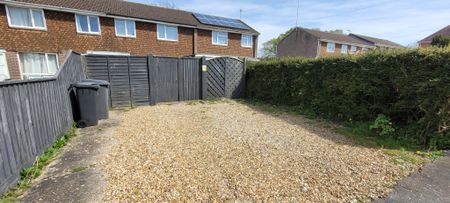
[247,48,450,149]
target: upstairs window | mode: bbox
[341,44,348,54]
[350,46,357,54]
[0,51,10,81]
[19,53,59,79]
[157,24,178,41]
[115,19,136,37]
[6,6,46,30]
[241,34,253,48]
[212,31,228,46]
[326,42,335,53]
[76,14,100,34]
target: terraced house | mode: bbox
[0,0,259,81]
[277,27,402,58]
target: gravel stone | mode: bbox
[101,100,416,202]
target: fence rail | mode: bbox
[0,51,84,195]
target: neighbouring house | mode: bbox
[349,34,403,49]
[418,25,450,48]
[277,27,402,58]
[0,0,259,81]
[277,28,372,58]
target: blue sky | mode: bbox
[131,0,450,53]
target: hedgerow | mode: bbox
[247,48,450,149]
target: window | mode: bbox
[212,31,228,46]
[341,45,348,54]
[115,19,136,37]
[76,14,100,34]
[326,42,335,53]
[157,24,178,41]
[241,34,253,48]
[0,51,10,81]
[362,47,368,52]
[6,6,46,30]
[19,53,59,79]
[350,46,357,54]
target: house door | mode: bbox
[0,51,10,81]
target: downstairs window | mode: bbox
[19,53,59,79]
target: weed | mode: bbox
[71,166,89,173]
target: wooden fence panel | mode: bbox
[0,52,84,195]
[85,55,245,107]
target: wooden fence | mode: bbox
[85,55,246,108]
[0,52,84,195]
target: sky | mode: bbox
[131,0,450,55]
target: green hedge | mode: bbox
[247,48,450,149]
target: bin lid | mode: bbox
[82,79,110,87]
[74,82,100,90]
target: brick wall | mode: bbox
[319,41,363,57]
[196,29,254,57]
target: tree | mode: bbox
[431,35,450,47]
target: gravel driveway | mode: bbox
[101,100,415,202]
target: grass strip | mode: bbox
[0,124,77,203]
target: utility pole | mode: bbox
[240,9,243,19]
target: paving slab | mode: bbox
[376,151,450,203]
[18,111,121,203]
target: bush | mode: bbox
[247,48,450,149]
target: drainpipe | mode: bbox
[193,28,198,57]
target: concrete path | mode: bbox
[18,111,121,203]
[377,151,450,203]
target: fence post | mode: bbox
[106,56,112,108]
[177,58,182,101]
[148,55,156,105]
[127,57,133,108]
[200,57,207,100]
[243,58,247,98]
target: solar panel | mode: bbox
[193,13,249,30]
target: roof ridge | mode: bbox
[114,0,192,14]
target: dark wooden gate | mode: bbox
[206,57,246,99]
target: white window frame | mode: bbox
[326,42,335,53]
[212,31,228,46]
[241,34,253,48]
[18,52,60,79]
[114,18,136,38]
[157,24,178,41]
[5,5,47,30]
[350,46,357,54]
[75,14,101,35]
[341,44,348,54]
[0,50,10,81]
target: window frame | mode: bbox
[0,50,10,81]
[18,52,60,79]
[212,31,228,46]
[114,18,136,38]
[350,46,357,54]
[341,44,348,54]
[241,34,253,48]
[5,5,47,30]
[326,42,335,53]
[157,24,179,42]
[75,14,101,35]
